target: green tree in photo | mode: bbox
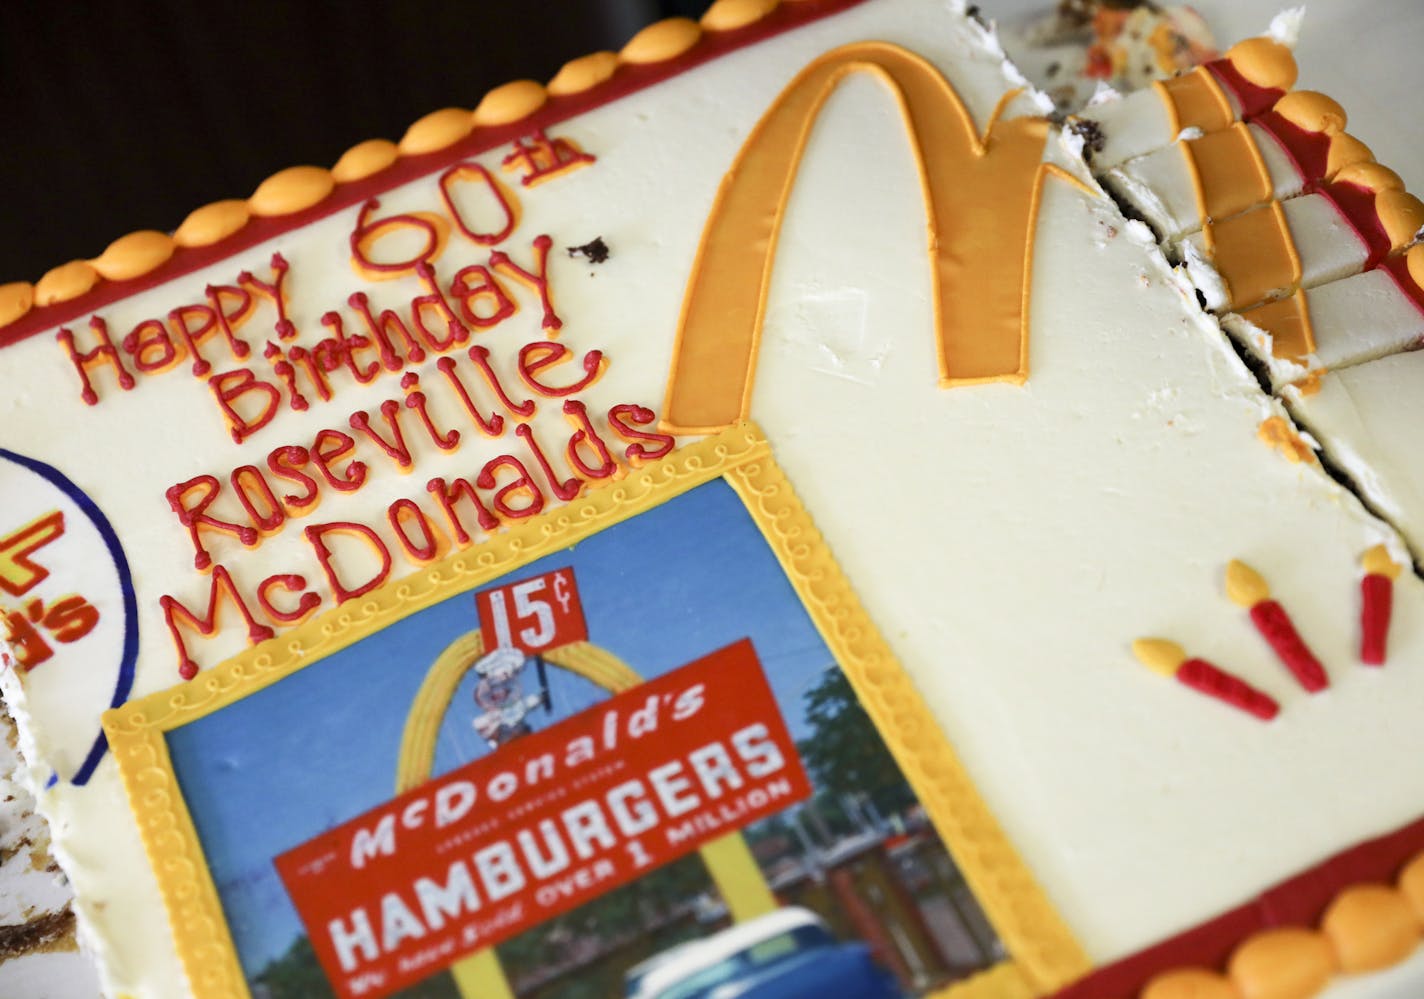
[796,667,916,818]
[255,935,336,999]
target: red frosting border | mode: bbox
[1205,58,1285,119]
[1049,812,1424,999]
[1319,181,1393,269]
[0,0,866,351]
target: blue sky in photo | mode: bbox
[164,478,840,979]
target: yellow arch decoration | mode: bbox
[398,631,778,999]
[661,41,1076,434]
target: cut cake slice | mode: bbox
[1,3,1423,999]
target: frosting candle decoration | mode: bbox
[1224,559,1328,692]
[1360,544,1403,665]
[1132,638,1280,721]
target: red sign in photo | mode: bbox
[274,639,811,999]
[474,567,587,655]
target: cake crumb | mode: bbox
[567,237,610,264]
[1068,118,1106,164]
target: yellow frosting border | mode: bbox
[103,424,1087,999]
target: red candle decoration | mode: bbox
[1225,560,1328,692]
[1133,638,1280,721]
[1360,544,1402,666]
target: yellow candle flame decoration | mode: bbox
[1132,638,1186,677]
[1225,559,1271,607]
[1362,544,1403,580]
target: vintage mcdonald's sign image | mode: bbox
[276,640,811,999]
[121,445,1008,999]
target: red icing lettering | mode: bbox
[349,197,450,279]
[348,291,427,368]
[349,400,414,472]
[57,317,136,405]
[161,564,275,679]
[400,372,461,451]
[122,318,181,373]
[167,304,220,376]
[317,311,381,384]
[448,264,515,329]
[411,260,470,351]
[517,341,604,397]
[209,367,281,443]
[515,422,581,502]
[288,345,333,403]
[165,474,260,571]
[312,430,367,493]
[239,253,297,340]
[501,129,596,187]
[230,465,285,535]
[266,446,320,512]
[466,344,535,418]
[435,356,504,438]
[387,497,444,564]
[204,283,255,360]
[257,573,321,625]
[562,399,617,480]
[262,341,309,412]
[607,404,675,464]
[304,522,392,604]
[476,455,545,519]
[490,234,562,333]
[426,475,499,544]
[439,162,519,246]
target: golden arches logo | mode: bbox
[661,41,1090,435]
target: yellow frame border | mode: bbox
[103,422,1088,999]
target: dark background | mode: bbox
[0,1,712,284]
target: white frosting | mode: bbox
[1224,266,1424,387]
[1285,350,1424,554]
[1177,192,1372,309]
[1075,76,1253,174]
[1269,8,1307,47]
[0,949,102,998]
[1074,90,1179,172]
[1180,238,1233,311]
[1104,121,1305,239]
[1,2,1422,996]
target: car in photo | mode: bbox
[625,907,905,999]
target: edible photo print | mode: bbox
[121,453,1006,999]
